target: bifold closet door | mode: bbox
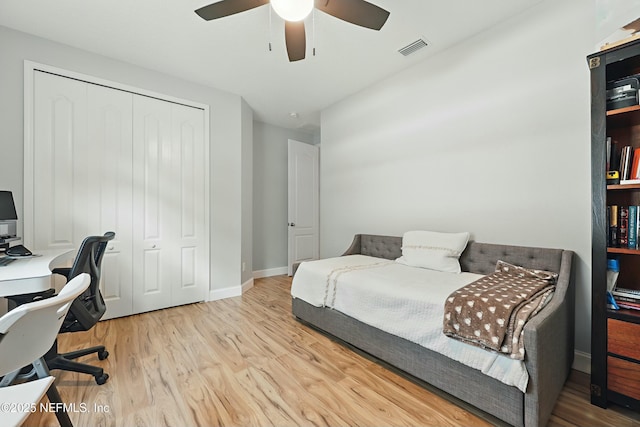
[31,70,208,318]
[32,72,134,319]
[132,96,207,313]
[169,103,208,307]
[32,72,87,252]
[86,84,134,320]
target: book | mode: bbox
[630,147,640,180]
[606,136,612,171]
[630,205,639,249]
[621,146,633,180]
[612,286,640,301]
[619,206,628,247]
[611,140,621,173]
[607,206,611,246]
[614,294,640,303]
[609,205,618,247]
[616,301,640,311]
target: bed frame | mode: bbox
[292,234,575,427]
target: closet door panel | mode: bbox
[132,95,173,313]
[32,72,87,250]
[171,104,207,306]
[87,84,134,320]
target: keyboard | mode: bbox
[0,257,16,266]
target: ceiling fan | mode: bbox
[195,0,390,62]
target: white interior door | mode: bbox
[132,95,173,313]
[288,140,320,275]
[32,72,135,317]
[132,96,208,312]
[87,84,134,320]
[31,71,88,251]
[170,103,208,306]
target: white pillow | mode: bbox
[395,230,470,273]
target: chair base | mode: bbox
[45,340,110,385]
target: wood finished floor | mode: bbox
[24,275,640,426]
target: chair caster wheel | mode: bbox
[98,350,109,360]
[95,373,109,385]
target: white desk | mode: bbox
[0,249,75,297]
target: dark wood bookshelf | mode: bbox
[589,38,640,410]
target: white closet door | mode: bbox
[132,97,208,312]
[32,72,88,251]
[132,95,173,313]
[170,103,207,306]
[29,67,209,318]
[87,84,134,320]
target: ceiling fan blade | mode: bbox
[195,0,269,20]
[315,0,389,30]
[285,21,306,62]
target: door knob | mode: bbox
[288,222,296,227]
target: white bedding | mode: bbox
[291,255,530,392]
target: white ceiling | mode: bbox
[0,0,542,130]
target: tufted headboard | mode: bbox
[342,234,564,275]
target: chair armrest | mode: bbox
[51,267,71,279]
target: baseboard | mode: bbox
[209,286,242,301]
[253,266,287,278]
[242,277,254,292]
[208,278,254,301]
[573,350,591,374]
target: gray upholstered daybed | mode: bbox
[291,234,574,427]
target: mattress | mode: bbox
[291,255,530,392]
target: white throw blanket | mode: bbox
[291,255,530,392]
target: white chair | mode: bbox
[0,273,90,427]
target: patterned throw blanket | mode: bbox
[442,260,557,360]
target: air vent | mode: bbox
[398,38,428,56]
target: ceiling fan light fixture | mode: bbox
[271,0,313,22]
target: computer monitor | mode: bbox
[0,190,18,240]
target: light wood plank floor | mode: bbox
[24,275,640,426]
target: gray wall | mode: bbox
[252,121,317,273]
[320,0,594,356]
[0,25,251,292]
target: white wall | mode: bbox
[596,0,640,46]
[320,0,594,355]
[252,122,317,274]
[0,25,251,292]
[241,99,254,285]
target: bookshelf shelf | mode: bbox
[607,106,640,129]
[609,307,640,323]
[607,247,640,255]
[606,104,640,117]
[590,38,640,410]
[608,184,640,190]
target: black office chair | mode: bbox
[44,231,115,385]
